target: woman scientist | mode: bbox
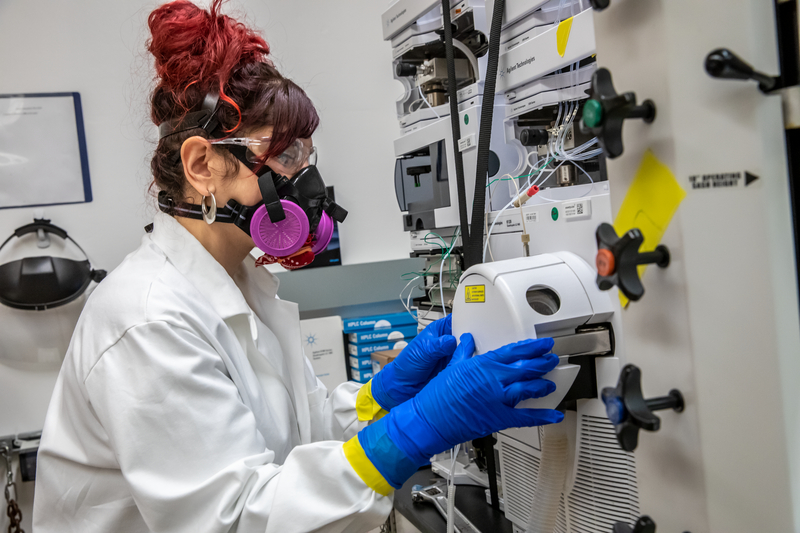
[32,2,563,532]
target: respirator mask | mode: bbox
[0,218,107,311]
[156,93,347,270]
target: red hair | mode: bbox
[147,0,320,203]
[147,0,268,130]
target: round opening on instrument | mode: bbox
[526,286,560,316]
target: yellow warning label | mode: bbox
[465,285,485,303]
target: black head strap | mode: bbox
[158,93,222,140]
[0,219,107,283]
[156,191,235,223]
[155,191,257,236]
[159,93,223,166]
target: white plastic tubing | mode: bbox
[526,423,568,533]
[451,38,481,82]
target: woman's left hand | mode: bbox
[369,315,457,410]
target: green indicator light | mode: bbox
[464,114,469,125]
[551,207,559,221]
[582,99,603,128]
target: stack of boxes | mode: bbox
[370,349,400,377]
[343,311,418,383]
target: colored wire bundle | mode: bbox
[399,229,460,323]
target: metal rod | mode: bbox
[645,390,684,412]
[636,250,666,265]
[626,101,656,123]
[753,71,778,91]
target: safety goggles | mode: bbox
[210,136,317,173]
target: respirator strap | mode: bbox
[257,175,286,223]
[323,199,348,223]
[158,93,221,140]
[156,191,239,223]
[156,191,257,237]
[222,144,287,224]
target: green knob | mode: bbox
[583,99,603,128]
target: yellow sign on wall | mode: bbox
[615,150,686,307]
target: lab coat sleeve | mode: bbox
[84,321,392,533]
[302,351,361,442]
[305,359,389,443]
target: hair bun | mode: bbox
[147,0,270,94]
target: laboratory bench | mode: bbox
[390,466,513,533]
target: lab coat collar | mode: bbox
[149,212,279,319]
[233,251,280,302]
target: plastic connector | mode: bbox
[513,185,540,208]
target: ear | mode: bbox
[181,136,216,199]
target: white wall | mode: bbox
[0,0,409,421]
[246,0,410,265]
[0,0,407,270]
[0,1,407,527]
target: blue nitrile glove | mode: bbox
[346,335,564,491]
[369,315,458,410]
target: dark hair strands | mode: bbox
[147,0,320,205]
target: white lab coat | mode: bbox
[32,212,392,533]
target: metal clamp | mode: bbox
[411,480,481,533]
[2,445,13,490]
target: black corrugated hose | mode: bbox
[441,0,471,253]
[465,0,505,268]
[439,0,507,513]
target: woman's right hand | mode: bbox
[351,334,563,489]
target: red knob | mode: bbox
[596,248,616,277]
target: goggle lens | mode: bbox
[245,139,317,171]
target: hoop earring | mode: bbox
[202,192,217,224]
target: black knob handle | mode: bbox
[590,0,611,11]
[519,128,549,147]
[704,48,778,93]
[396,62,417,77]
[602,364,684,452]
[595,223,669,301]
[613,516,657,533]
[580,68,656,159]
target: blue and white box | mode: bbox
[299,316,348,392]
[343,311,417,333]
[348,339,410,357]
[349,355,373,370]
[348,324,418,344]
[351,367,373,383]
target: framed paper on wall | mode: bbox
[0,92,92,210]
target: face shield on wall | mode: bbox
[0,219,106,369]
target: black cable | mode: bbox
[465,0,504,268]
[441,0,471,256]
